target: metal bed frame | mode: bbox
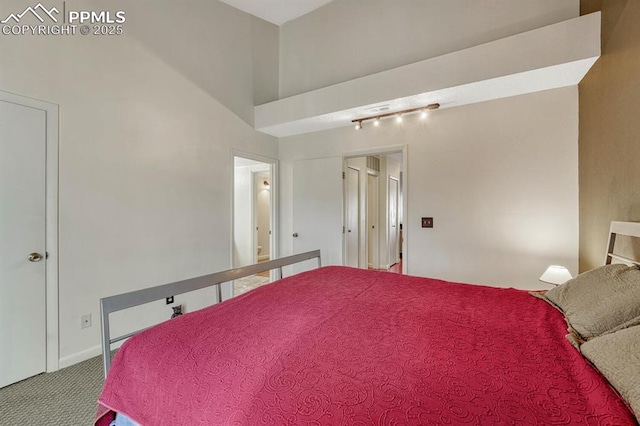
[605,221,640,266]
[100,250,321,377]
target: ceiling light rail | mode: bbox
[353,103,440,129]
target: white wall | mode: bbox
[0,0,279,366]
[279,87,579,290]
[279,0,579,97]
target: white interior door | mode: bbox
[367,174,379,269]
[388,177,399,267]
[0,100,47,387]
[345,167,359,268]
[293,157,343,273]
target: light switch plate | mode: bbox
[422,217,433,228]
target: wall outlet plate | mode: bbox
[81,314,91,329]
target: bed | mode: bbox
[95,222,640,425]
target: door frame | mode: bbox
[388,176,400,267]
[342,144,408,274]
[230,149,278,296]
[1,90,59,373]
[252,170,271,264]
[344,165,361,268]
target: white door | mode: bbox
[292,158,343,273]
[0,100,47,387]
[388,177,399,267]
[345,167,359,268]
[367,174,379,269]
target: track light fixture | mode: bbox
[352,103,440,130]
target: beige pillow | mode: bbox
[581,325,640,421]
[544,264,640,341]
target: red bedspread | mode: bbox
[96,267,636,425]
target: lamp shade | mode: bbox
[539,265,573,285]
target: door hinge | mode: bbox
[342,226,345,233]
[45,252,49,259]
[342,171,345,179]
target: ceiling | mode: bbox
[220,0,333,26]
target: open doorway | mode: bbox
[344,151,404,274]
[232,155,276,296]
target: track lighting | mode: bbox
[352,103,440,130]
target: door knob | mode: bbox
[292,233,299,237]
[28,252,43,262]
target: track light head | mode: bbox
[351,102,440,129]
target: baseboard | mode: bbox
[59,345,100,369]
[58,340,126,370]
[380,264,390,270]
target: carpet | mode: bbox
[0,353,106,425]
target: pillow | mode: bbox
[543,264,640,341]
[581,325,640,421]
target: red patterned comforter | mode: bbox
[96,266,636,425]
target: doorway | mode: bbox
[232,154,277,296]
[0,91,59,387]
[344,151,404,274]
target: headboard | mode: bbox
[605,221,640,266]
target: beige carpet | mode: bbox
[0,354,106,425]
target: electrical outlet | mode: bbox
[81,314,92,329]
[166,296,174,304]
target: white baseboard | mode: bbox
[58,340,126,370]
[59,345,101,369]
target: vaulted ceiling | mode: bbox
[219,0,333,25]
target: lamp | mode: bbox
[539,265,572,286]
[352,103,440,130]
